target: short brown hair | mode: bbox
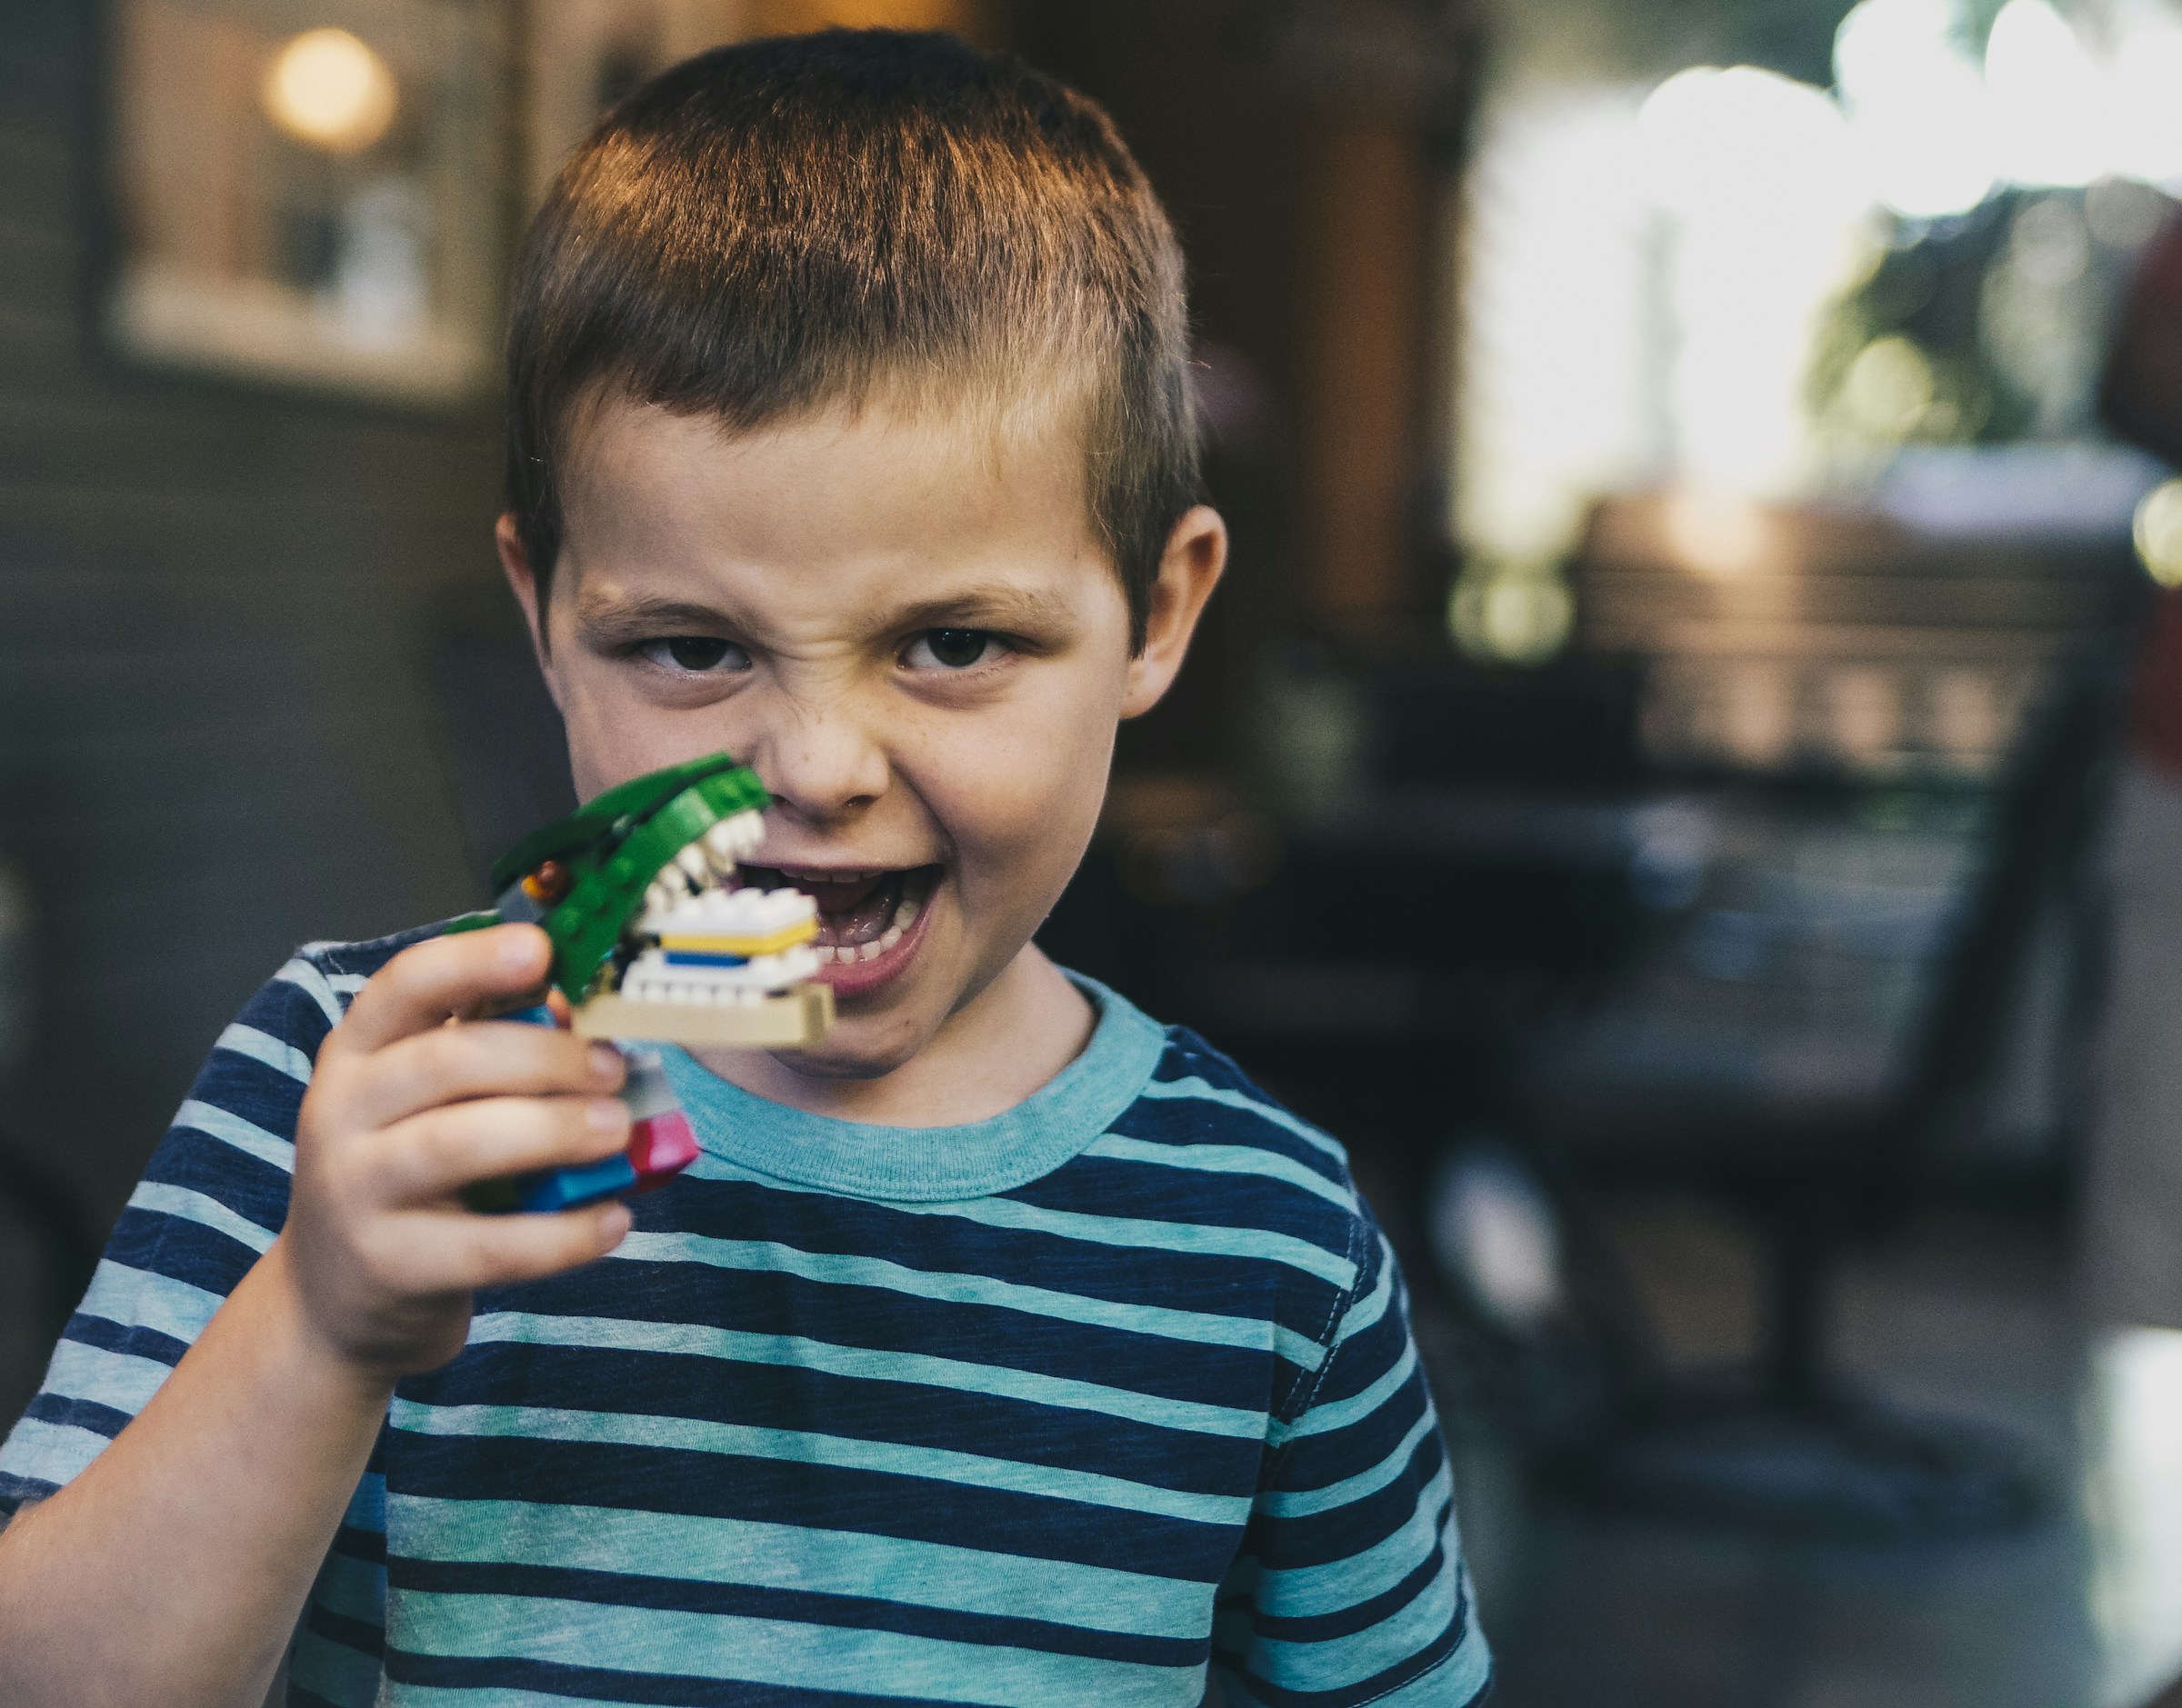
[505,29,1199,650]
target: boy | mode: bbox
[0,31,1490,1708]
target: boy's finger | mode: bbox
[377,1094,631,1204]
[385,1200,633,1295]
[344,1020,624,1132]
[331,926,553,1056]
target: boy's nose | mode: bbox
[742,700,891,826]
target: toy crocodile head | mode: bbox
[459,753,833,1047]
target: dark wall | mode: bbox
[0,5,505,1231]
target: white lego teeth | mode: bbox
[676,845,711,885]
[620,943,820,1002]
[719,811,765,855]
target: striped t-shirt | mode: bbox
[0,928,1491,1707]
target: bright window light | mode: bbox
[1834,0,1997,218]
[1637,66,1872,493]
[2108,5,2182,189]
[1986,0,2112,188]
[1457,88,1654,563]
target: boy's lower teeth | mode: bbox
[816,878,925,963]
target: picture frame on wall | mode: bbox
[520,1,984,201]
[105,0,507,405]
[523,1,745,202]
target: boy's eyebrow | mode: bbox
[574,584,1079,639]
[572,594,736,642]
[883,584,1076,632]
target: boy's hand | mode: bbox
[275,924,634,1382]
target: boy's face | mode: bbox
[501,393,1221,1081]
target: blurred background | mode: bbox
[7,0,2182,1702]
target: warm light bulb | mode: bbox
[261,28,397,155]
[2135,479,2182,588]
[1662,486,1773,579]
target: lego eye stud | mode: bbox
[450,752,833,1215]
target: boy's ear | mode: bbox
[1121,505,1227,720]
[495,513,565,713]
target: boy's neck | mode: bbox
[691,945,1096,1128]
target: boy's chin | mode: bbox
[764,1014,936,1082]
[758,930,1029,1086]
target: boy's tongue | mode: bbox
[785,870,903,948]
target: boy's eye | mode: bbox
[904,628,1001,670]
[642,636,750,673]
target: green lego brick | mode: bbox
[477,754,772,1004]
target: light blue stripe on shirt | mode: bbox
[1261,1406,1440,1520]
[273,956,345,1027]
[77,1259,226,1346]
[1240,1547,1466,1693]
[214,1021,315,1084]
[612,1229,1326,1371]
[172,1099,295,1170]
[0,1416,113,1489]
[1244,1461,1457,1619]
[1083,1134,1358,1211]
[465,1313,1268,1439]
[1274,1337,1421,1443]
[686,1153,1358,1289]
[1137,1075,1350,1164]
[389,1590,1206,1707]
[393,1399,1253,1526]
[125,1180,275,1254]
[35,1337,176,1418]
[387,1495,1216,1638]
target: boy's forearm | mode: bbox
[0,1238,395,1708]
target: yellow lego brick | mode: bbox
[652,919,818,958]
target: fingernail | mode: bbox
[588,1043,625,1084]
[598,1202,633,1243]
[586,1098,628,1133]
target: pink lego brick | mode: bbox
[626,1109,699,1190]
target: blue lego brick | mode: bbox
[515,1153,639,1214]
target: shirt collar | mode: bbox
[656,971,1166,1203]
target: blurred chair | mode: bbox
[1511,649,2129,1533]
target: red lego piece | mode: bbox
[626,1109,699,1190]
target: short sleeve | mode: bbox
[0,947,393,1708]
[1212,1223,1493,1707]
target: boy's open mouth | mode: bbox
[740,864,940,986]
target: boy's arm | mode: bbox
[0,926,636,1708]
